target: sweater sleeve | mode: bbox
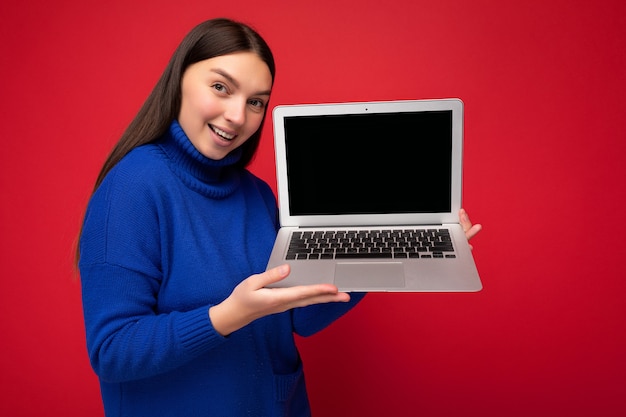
[78,159,227,383]
[80,262,227,382]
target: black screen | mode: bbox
[284,110,453,216]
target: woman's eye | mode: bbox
[212,83,228,93]
[248,99,265,109]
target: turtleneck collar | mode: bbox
[157,120,242,199]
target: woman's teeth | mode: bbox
[211,126,235,141]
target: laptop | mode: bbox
[266,98,482,292]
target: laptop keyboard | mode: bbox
[285,228,456,260]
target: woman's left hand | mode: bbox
[459,208,482,250]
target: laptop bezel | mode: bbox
[272,98,464,228]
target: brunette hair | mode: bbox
[75,18,275,265]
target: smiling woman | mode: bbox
[75,18,364,417]
[178,52,273,160]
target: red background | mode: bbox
[1,0,625,416]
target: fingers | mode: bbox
[459,208,471,232]
[289,283,348,302]
[465,224,482,241]
[247,265,348,304]
[244,264,291,291]
[459,208,482,251]
[279,288,351,309]
[459,208,482,239]
[263,266,350,307]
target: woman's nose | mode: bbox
[224,99,246,126]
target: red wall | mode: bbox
[1,1,625,416]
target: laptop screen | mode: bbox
[283,110,453,216]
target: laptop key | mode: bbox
[335,252,393,259]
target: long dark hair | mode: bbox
[76,18,275,264]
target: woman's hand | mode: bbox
[459,208,482,250]
[209,264,350,336]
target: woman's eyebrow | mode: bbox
[210,68,271,96]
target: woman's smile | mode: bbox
[210,125,237,141]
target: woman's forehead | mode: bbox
[190,52,273,93]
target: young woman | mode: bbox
[78,18,481,416]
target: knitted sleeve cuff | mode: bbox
[175,306,227,356]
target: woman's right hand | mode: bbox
[209,264,350,336]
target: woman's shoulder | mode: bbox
[106,144,170,187]
[241,170,275,199]
[118,143,166,173]
[88,145,173,211]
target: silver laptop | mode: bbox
[266,98,482,292]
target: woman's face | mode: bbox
[178,52,273,160]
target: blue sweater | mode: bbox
[79,121,365,417]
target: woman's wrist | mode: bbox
[208,298,251,337]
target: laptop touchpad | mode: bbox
[334,262,405,289]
